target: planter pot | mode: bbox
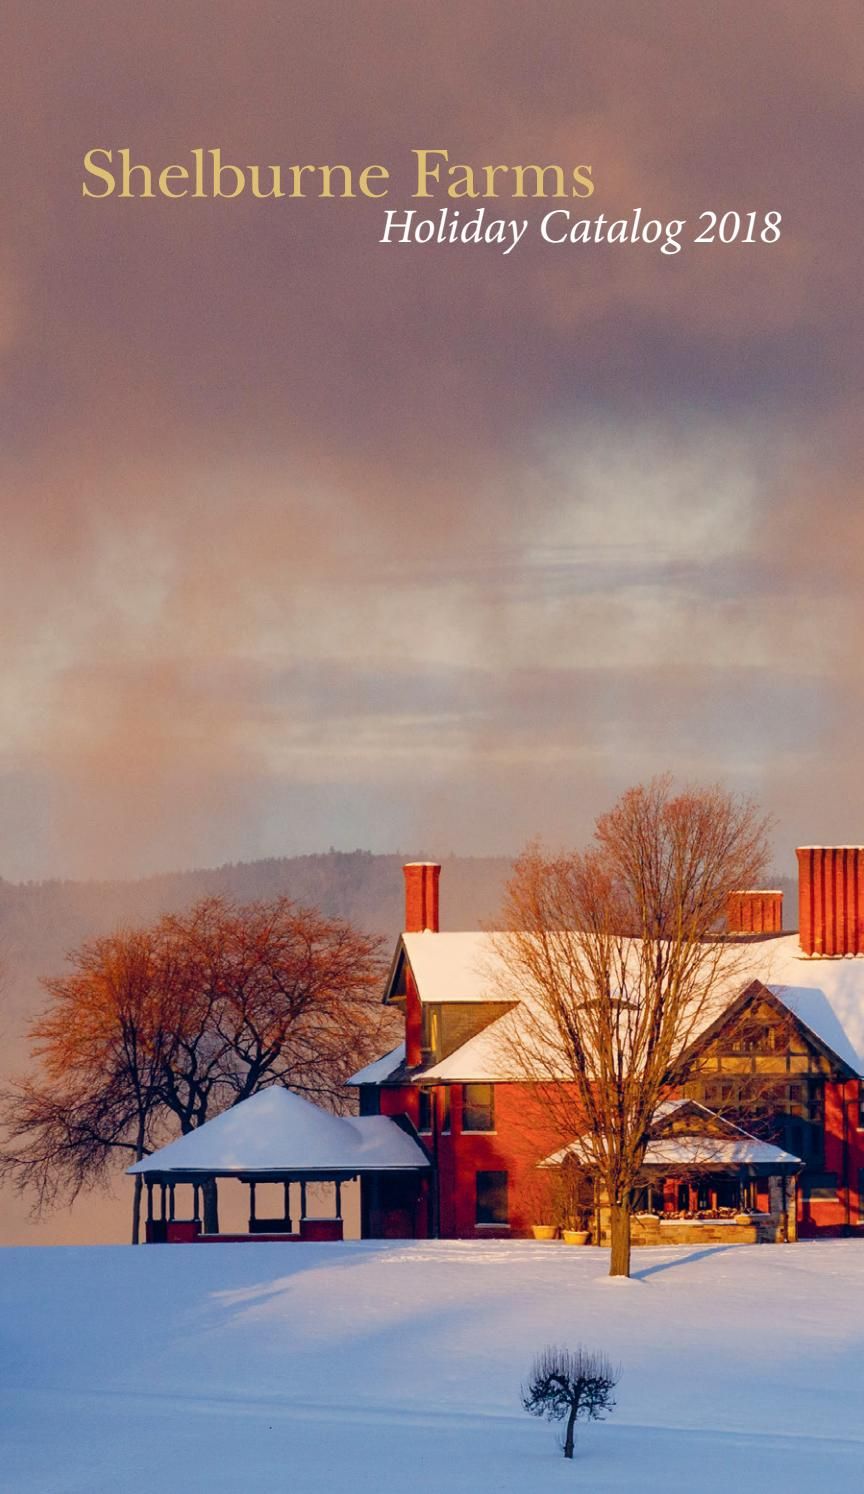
[562,1229,590,1246]
[532,1224,558,1240]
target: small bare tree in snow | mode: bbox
[523,1344,620,1459]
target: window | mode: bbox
[858,1170,864,1224]
[475,1170,508,1225]
[741,1025,774,1054]
[462,1084,495,1132]
[858,1089,864,1129]
[417,1089,433,1134]
[421,1006,441,1062]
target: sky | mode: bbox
[1,1,862,882]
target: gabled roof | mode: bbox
[386,930,864,1081]
[128,1086,429,1177]
[542,1099,801,1170]
[396,931,513,1003]
[682,978,863,1078]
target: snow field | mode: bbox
[2,1238,863,1491]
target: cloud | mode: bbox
[0,2,862,878]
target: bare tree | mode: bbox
[0,929,170,1242]
[150,896,391,1128]
[499,777,771,1276]
[523,1344,619,1459]
[0,897,393,1241]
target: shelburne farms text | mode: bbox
[81,147,596,201]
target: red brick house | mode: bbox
[350,852,864,1243]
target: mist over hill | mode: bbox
[0,850,512,1044]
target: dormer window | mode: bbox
[421,1004,441,1063]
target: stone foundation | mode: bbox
[595,1210,788,1246]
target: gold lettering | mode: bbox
[288,164,318,197]
[447,163,480,199]
[358,164,390,198]
[571,164,594,199]
[248,165,285,199]
[512,164,566,199]
[118,148,154,199]
[82,148,115,198]
[159,163,189,198]
[191,148,206,198]
[210,149,244,198]
[482,164,511,197]
[319,164,354,198]
[413,148,448,198]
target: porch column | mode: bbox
[168,1183,176,1222]
[146,1181,154,1223]
[786,1175,798,1242]
[249,1180,257,1231]
[202,1177,219,1234]
[300,1181,307,1220]
[193,1183,200,1220]
[283,1181,292,1230]
[335,1181,342,1220]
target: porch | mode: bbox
[542,1098,802,1246]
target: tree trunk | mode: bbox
[609,1200,631,1277]
[131,1174,143,1245]
[563,1404,577,1459]
[131,1121,146,1244]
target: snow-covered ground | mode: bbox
[3,1239,863,1492]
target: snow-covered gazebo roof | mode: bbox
[128,1086,430,1179]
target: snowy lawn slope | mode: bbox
[3,1239,864,1492]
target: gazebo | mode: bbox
[128,1087,430,1243]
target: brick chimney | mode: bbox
[727,890,783,935]
[797,847,864,957]
[403,862,441,933]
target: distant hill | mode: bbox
[0,850,513,1048]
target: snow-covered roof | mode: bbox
[420,1010,561,1082]
[766,982,863,1074]
[397,931,864,1079]
[642,1135,800,1167]
[128,1087,429,1177]
[542,1100,801,1170]
[400,931,514,1003]
[348,1043,406,1085]
[731,934,864,1074]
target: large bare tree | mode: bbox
[499,777,771,1277]
[1,896,392,1242]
